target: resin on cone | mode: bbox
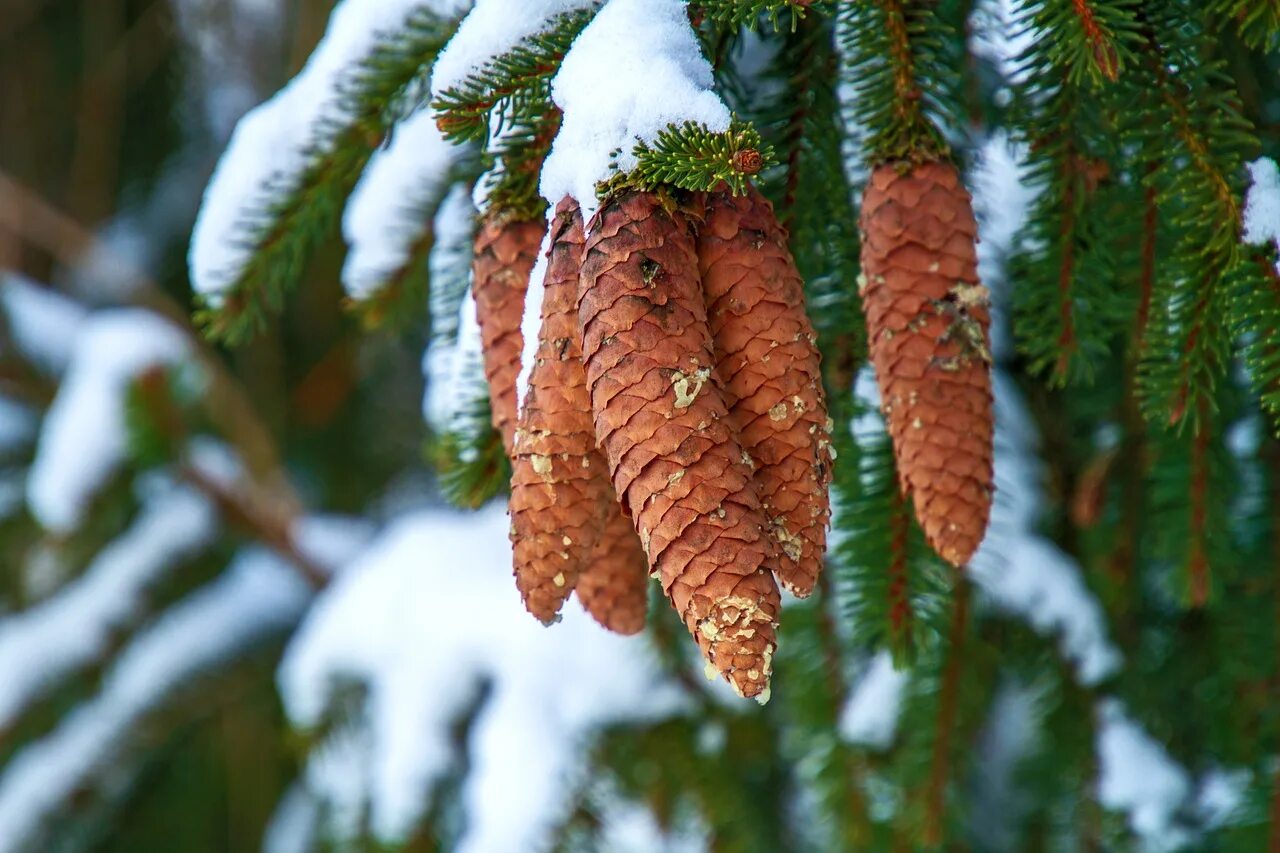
[472,213,546,455]
[578,190,781,700]
[576,505,650,635]
[858,160,994,566]
[509,199,614,623]
[695,185,833,596]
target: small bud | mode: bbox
[732,149,763,175]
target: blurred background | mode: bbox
[3,1,1279,852]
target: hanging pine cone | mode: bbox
[576,506,650,635]
[509,200,614,623]
[695,185,833,597]
[858,160,994,566]
[472,213,546,455]
[578,190,781,700]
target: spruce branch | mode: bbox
[430,8,595,143]
[597,119,775,198]
[197,7,458,345]
[1207,0,1280,50]
[690,0,829,31]
[1021,0,1140,86]
[838,0,957,163]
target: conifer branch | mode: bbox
[922,579,969,847]
[198,8,459,345]
[838,0,955,163]
[597,119,774,198]
[430,9,594,143]
[1207,0,1280,50]
[690,0,827,31]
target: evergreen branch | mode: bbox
[198,8,459,345]
[429,396,510,510]
[430,9,595,143]
[1130,1,1257,428]
[597,119,775,198]
[921,580,969,848]
[477,105,559,220]
[1020,0,1140,86]
[838,0,957,163]
[1207,0,1280,50]
[832,401,949,665]
[690,0,829,31]
[1227,250,1280,426]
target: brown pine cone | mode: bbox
[576,505,650,635]
[858,160,994,566]
[695,185,833,597]
[578,190,781,701]
[509,200,614,623]
[472,213,546,455]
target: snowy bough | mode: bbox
[3,0,1267,848]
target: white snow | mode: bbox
[278,503,683,848]
[430,0,596,98]
[1095,700,1191,848]
[970,375,1122,686]
[515,222,554,412]
[541,0,732,221]
[0,548,311,853]
[0,274,89,376]
[1192,767,1250,830]
[422,186,481,431]
[341,110,464,300]
[0,481,216,730]
[27,310,191,533]
[190,0,469,303]
[1243,157,1280,266]
[838,651,907,751]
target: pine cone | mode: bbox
[472,213,546,455]
[509,200,613,623]
[695,185,833,597]
[578,190,781,700]
[858,160,994,566]
[576,505,650,635]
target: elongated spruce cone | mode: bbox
[578,190,781,700]
[510,200,613,623]
[473,214,546,455]
[859,160,994,566]
[696,185,833,596]
[576,506,650,635]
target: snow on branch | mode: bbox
[541,0,740,220]
[0,274,89,377]
[27,309,191,533]
[838,651,907,751]
[340,108,465,303]
[1243,156,1280,265]
[189,0,466,342]
[430,0,597,141]
[0,480,216,731]
[278,503,683,848]
[0,549,313,853]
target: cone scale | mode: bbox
[509,200,615,623]
[578,190,781,700]
[472,214,546,456]
[858,160,994,566]
[695,185,833,596]
[576,506,650,636]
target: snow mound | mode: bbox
[27,310,191,533]
[1096,700,1191,849]
[1243,157,1280,264]
[541,0,731,221]
[190,0,468,303]
[341,109,463,300]
[278,503,683,848]
[0,275,89,376]
[431,0,596,98]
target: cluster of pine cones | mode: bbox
[469,160,993,701]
